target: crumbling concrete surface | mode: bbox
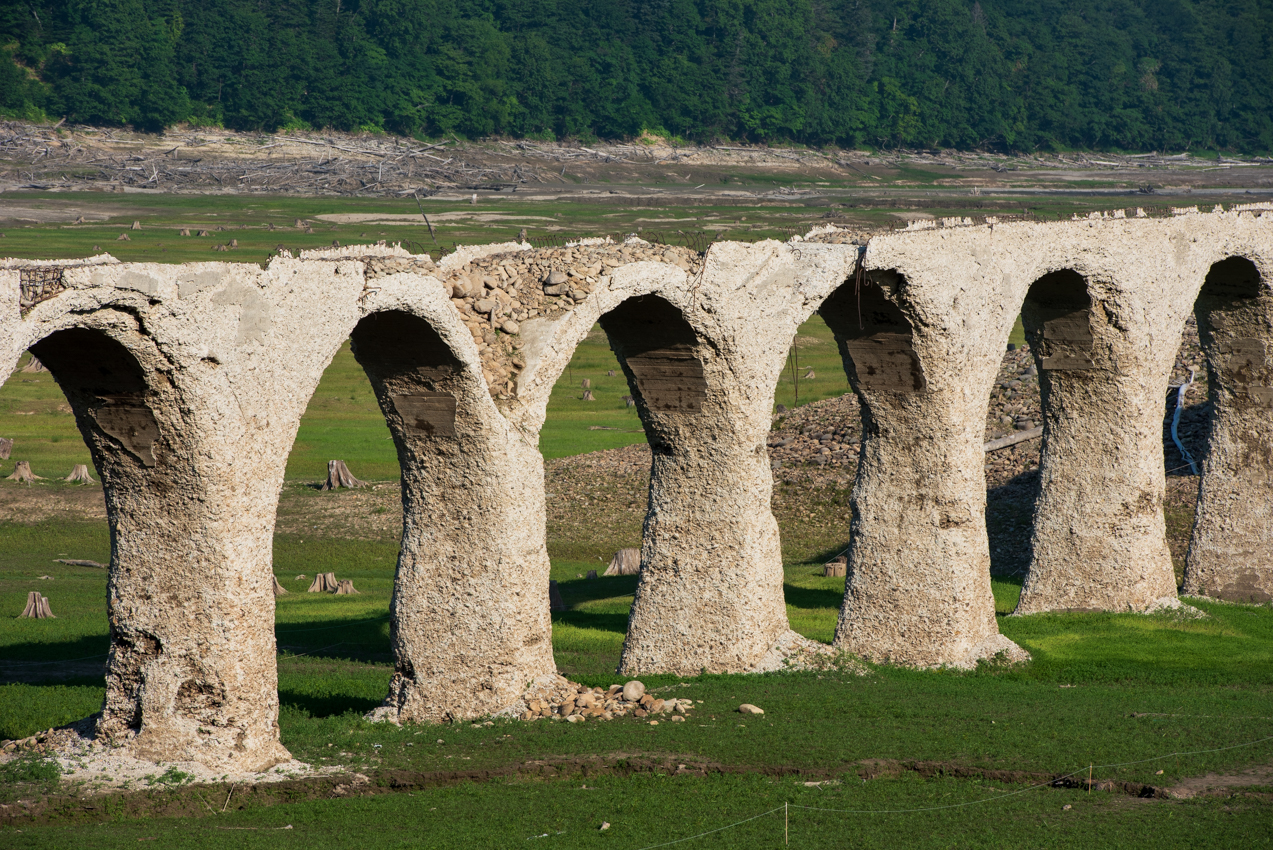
[3,208,1272,771]
[1185,256,1273,602]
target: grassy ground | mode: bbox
[1,196,1267,846]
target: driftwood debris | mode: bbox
[273,576,289,597]
[55,558,105,568]
[549,579,566,612]
[320,459,367,490]
[20,356,46,373]
[5,461,43,484]
[983,426,1044,453]
[64,464,94,484]
[824,556,847,577]
[604,548,641,576]
[0,438,11,460]
[334,579,359,595]
[308,572,339,593]
[20,591,55,618]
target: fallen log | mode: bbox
[983,426,1044,453]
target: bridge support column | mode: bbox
[1014,271,1178,614]
[1185,257,1273,603]
[820,275,1024,667]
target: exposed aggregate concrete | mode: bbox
[3,210,1272,771]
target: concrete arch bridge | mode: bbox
[4,210,1271,770]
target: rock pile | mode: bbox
[363,254,437,280]
[434,241,703,402]
[510,675,696,723]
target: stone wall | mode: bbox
[3,209,1272,770]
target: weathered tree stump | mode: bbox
[607,370,617,377]
[0,438,11,460]
[308,572,338,593]
[320,460,366,490]
[549,580,566,612]
[581,389,595,401]
[581,378,591,389]
[20,355,46,373]
[273,576,289,597]
[130,220,142,231]
[604,548,641,576]
[622,395,635,408]
[823,556,847,578]
[6,461,43,484]
[64,464,94,484]
[334,579,359,595]
[586,569,598,580]
[804,369,815,379]
[20,591,55,618]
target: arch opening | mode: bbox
[1021,270,1095,372]
[29,327,160,470]
[818,274,926,394]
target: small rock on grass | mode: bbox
[738,704,764,715]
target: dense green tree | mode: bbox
[1,0,1270,152]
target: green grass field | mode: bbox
[0,196,1266,847]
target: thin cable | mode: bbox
[634,808,782,850]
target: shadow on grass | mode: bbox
[552,610,630,634]
[278,689,383,719]
[783,582,843,611]
[273,615,392,664]
[556,575,639,607]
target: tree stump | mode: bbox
[581,389,595,401]
[20,591,55,618]
[586,569,598,580]
[549,580,566,612]
[308,572,338,593]
[607,370,617,377]
[320,460,366,490]
[64,464,94,484]
[804,369,816,379]
[6,461,44,484]
[622,395,635,408]
[131,220,142,231]
[334,579,359,595]
[0,438,11,460]
[824,556,847,577]
[581,378,591,389]
[273,576,289,597]
[604,548,641,576]
[20,355,46,373]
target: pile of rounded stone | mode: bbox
[437,241,704,402]
[363,254,438,280]
[517,676,696,724]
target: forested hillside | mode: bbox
[2,0,1271,152]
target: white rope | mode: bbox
[633,808,782,850]
[1170,369,1198,475]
